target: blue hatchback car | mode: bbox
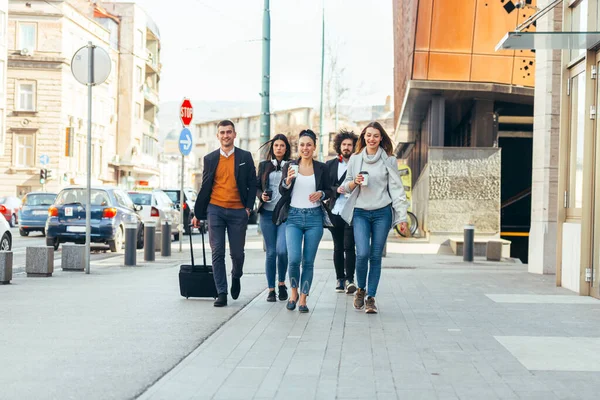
[46,187,145,251]
[18,192,57,237]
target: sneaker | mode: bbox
[335,279,345,293]
[267,290,276,302]
[365,296,378,314]
[354,288,366,310]
[278,285,288,301]
[346,281,357,295]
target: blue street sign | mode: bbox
[40,154,49,165]
[179,128,193,156]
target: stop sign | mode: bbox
[180,98,193,126]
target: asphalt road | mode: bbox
[8,227,152,273]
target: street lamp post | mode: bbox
[319,1,326,161]
[259,0,271,160]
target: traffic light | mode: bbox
[46,169,53,181]
[39,169,47,184]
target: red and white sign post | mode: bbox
[180,98,193,127]
[179,98,193,252]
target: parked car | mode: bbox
[0,214,11,251]
[162,188,205,234]
[18,192,57,237]
[0,196,21,227]
[46,187,145,252]
[128,190,181,241]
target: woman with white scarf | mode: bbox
[342,122,409,314]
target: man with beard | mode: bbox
[193,120,257,307]
[326,129,358,294]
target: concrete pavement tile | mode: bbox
[395,389,438,399]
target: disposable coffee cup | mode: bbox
[359,171,369,186]
[290,164,299,176]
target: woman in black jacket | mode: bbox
[273,130,332,313]
[256,134,291,302]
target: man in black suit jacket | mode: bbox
[325,130,358,294]
[193,120,257,307]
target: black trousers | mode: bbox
[328,213,355,282]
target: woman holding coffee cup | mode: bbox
[341,121,409,314]
[273,129,333,313]
[256,134,292,302]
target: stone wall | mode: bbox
[413,147,501,236]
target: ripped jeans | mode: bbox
[286,207,324,295]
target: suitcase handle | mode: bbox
[188,222,207,267]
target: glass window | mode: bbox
[135,102,141,119]
[568,71,586,210]
[0,62,4,95]
[0,11,6,41]
[24,193,56,206]
[114,190,135,208]
[55,189,109,206]
[128,192,152,206]
[15,133,34,167]
[137,29,144,50]
[570,0,588,60]
[136,66,143,87]
[17,82,35,111]
[18,22,36,50]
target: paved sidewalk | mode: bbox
[140,261,600,400]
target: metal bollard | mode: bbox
[124,222,137,267]
[161,221,171,257]
[463,224,475,262]
[144,222,156,262]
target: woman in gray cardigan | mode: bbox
[341,121,409,314]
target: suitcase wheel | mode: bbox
[186,296,189,299]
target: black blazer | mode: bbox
[194,148,257,220]
[325,157,348,211]
[255,160,285,214]
[272,160,333,226]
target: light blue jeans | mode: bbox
[260,210,288,288]
[286,207,324,295]
[353,205,392,298]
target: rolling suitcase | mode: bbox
[179,224,218,299]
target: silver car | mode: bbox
[0,213,11,251]
[128,190,181,241]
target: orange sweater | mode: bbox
[210,154,244,209]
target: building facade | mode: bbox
[393,0,537,258]
[0,0,7,159]
[0,0,119,196]
[505,0,600,298]
[103,2,161,190]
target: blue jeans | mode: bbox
[286,207,324,295]
[353,205,392,298]
[260,210,288,288]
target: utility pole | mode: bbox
[259,0,271,160]
[319,2,326,161]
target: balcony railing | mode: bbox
[143,84,159,106]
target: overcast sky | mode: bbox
[118,0,394,109]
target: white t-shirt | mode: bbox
[290,174,319,209]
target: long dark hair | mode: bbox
[258,133,291,161]
[355,121,394,156]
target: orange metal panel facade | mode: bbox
[410,0,536,88]
[415,0,433,51]
[413,51,429,79]
[471,55,514,84]
[428,53,472,81]
[430,0,477,53]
